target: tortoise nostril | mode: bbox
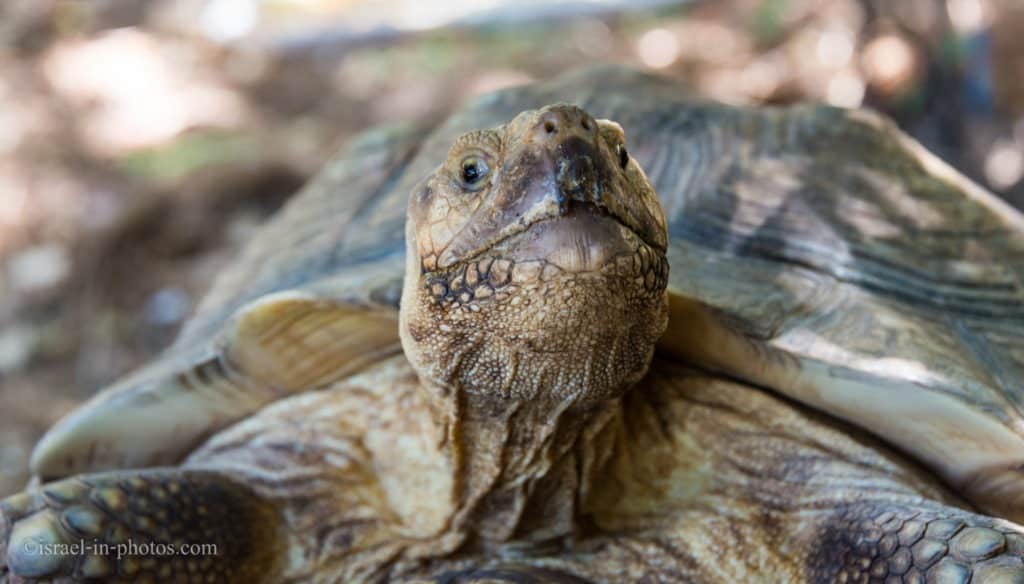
[581,117,591,131]
[544,120,557,134]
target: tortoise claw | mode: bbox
[1,470,282,583]
[1,488,58,582]
[1,478,120,581]
[6,511,72,579]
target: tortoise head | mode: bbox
[401,104,669,405]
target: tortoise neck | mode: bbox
[433,388,619,547]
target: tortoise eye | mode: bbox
[617,144,629,169]
[460,156,490,186]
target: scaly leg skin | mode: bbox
[0,470,282,583]
[809,502,1024,583]
[561,504,1024,584]
[535,363,1024,583]
[1,359,449,584]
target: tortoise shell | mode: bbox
[30,66,1024,526]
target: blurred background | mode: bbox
[1,0,1023,496]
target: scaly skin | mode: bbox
[3,104,1024,583]
[399,104,669,547]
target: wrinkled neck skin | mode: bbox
[400,221,668,551]
[424,376,621,550]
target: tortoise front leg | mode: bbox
[4,363,453,584]
[570,363,1024,583]
[30,293,402,482]
[808,501,1024,583]
[1,469,282,583]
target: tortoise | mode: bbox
[3,65,1024,583]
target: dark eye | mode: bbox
[461,157,489,186]
[617,144,629,169]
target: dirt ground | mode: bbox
[1,0,1023,497]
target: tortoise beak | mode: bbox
[530,105,604,214]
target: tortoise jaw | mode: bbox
[422,199,656,281]
[488,202,648,273]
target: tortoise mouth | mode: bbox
[489,202,648,273]
[420,206,668,307]
[424,198,660,280]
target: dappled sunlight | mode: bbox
[834,198,902,239]
[725,154,861,268]
[200,0,261,42]
[42,28,250,154]
[777,325,947,388]
[815,25,855,69]
[825,69,865,108]
[637,28,681,69]
[855,166,949,231]
[571,18,615,58]
[860,33,920,98]
[986,139,1024,190]
[732,157,805,218]
[947,0,991,35]
[465,70,535,98]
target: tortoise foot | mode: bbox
[1,470,281,583]
[809,502,1024,583]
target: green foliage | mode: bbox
[752,0,787,45]
[119,132,257,180]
